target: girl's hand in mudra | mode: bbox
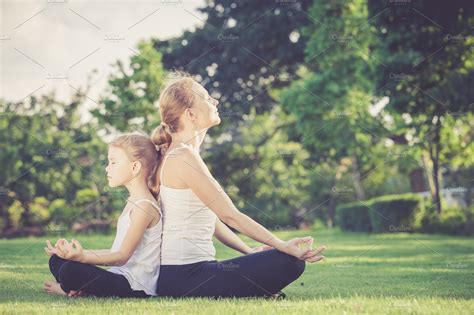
[44,240,59,257]
[54,238,85,263]
[284,237,326,263]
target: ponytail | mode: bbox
[152,122,172,154]
[149,71,197,198]
[149,122,173,197]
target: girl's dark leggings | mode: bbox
[156,249,306,298]
[48,255,149,298]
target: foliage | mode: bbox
[367,0,474,213]
[336,201,372,232]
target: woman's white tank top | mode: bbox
[108,199,162,296]
[159,146,217,265]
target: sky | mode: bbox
[0,0,204,110]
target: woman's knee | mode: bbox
[289,255,306,279]
[276,251,305,279]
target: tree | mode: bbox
[92,41,165,133]
[281,0,388,225]
[0,88,108,235]
[368,0,474,213]
[153,0,313,119]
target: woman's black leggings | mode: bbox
[156,249,306,298]
[48,255,149,298]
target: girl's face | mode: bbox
[188,82,220,129]
[105,146,136,187]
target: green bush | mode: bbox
[50,199,76,223]
[29,197,51,225]
[418,206,474,236]
[369,193,423,233]
[7,200,25,228]
[336,202,372,232]
[438,207,468,235]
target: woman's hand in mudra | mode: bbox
[283,237,326,263]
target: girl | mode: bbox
[43,134,162,298]
[151,72,326,298]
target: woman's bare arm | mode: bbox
[175,147,323,260]
[214,218,252,254]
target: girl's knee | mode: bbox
[48,254,62,272]
[58,260,78,286]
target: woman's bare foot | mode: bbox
[43,281,67,296]
[267,291,286,300]
[68,290,87,298]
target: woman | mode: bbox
[151,73,326,298]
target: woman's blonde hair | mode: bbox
[150,71,198,193]
[109,134,160,199]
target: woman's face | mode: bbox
[188,82,220,129]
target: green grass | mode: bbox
[0,228,473,314]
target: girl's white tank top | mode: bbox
[108,199,162,296]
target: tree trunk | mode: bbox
[327,194,336,228]
[421,151,436,196]
[351,155,366,200]
[328,160,347,227]
[428,120,442,214]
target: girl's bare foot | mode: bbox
[43,281,67,296]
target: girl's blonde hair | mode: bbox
[109,134,160,199]
[150,71,198,193]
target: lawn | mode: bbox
[0,227,473,314]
